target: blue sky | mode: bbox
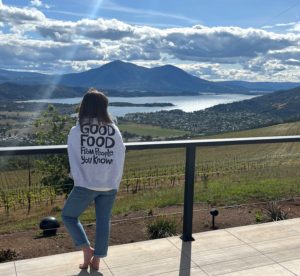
[1,0,300,81]
[10,0,300,28]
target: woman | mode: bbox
[62,88,126,270]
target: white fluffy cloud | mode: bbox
[161,25,297,62]
[30,0,42,7]
[1,2,300,81]
[30,0,51,9]
[0,3,45,24]
[36,18,136,42]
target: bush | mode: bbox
[51,206,62,213]
[0,249,17,263]
[265,201,289,221]
[147,216,177,239]
[255,210,264,223]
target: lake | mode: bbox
[26,94,259,117]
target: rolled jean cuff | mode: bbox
[75,242,90,249]
[94,253,107,258]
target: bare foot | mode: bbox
[90,256,100,271]
[79,246,94,269]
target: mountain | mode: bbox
[0,61,249,95]
[0,69,54,85]
[59,60,248,94]
[0,82,85,100]
[1,61,300,96]
[218,80,300,92]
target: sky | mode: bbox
[1,0,300,81]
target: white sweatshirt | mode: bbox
[67,122,126,191]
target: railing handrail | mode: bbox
[2,134,300,242]
[1,135,300,155]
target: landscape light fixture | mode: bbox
[39,216,60,236]
[210,208,219,230]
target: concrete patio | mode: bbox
[2,218,300,275]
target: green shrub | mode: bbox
[255,210,264,223]
[147,216,177,239]
[265,201,289,221]
[0,249,17,263]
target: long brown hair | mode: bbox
[79,88,112,126]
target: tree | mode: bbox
[34,105,76,194]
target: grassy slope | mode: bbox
[209,121,300,138]
[118,122,189,137]
[125,121,300,169]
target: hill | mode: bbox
[219,80,300,92]
[2,61,300,98]
[210,86,300,120]
[0,69,54,85]
[0,83,85,100]
[124,85,300,135]
[0,61,249,95]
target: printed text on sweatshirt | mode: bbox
[67,122,126,191]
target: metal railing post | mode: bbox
[181,145,196,242]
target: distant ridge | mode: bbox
[0,61,247,95]
[1,61,300,97]
[218,80,300,92]
[0,82,84,100]
[58,60,247,94]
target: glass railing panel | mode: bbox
[193,142,300,230]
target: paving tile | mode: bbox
[155,267,207,276]
[110,254,196,276]
[220,264,294,276]
[250,235,300,254]
[266,247,300,263]
[280,259,300,274]
[105,238,180,268]
[226,222,299,243]
[16,268,112,276]
[191,244,259,267]
[201,254,274,276]
[276,218,300,234]
[15,252,111,276]
[168,229,244,253]
[0,261,16,276]
[62,251,109,270]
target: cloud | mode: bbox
[268,47,300,61]
[1,1,300,81]
[290,22,300,33]
[0,3,45,25]
[30,0,42,7]
[161,26,297,61]
[35,18,137,42]
[100,1,198,25]
[32,18,299,63]
[262,22,297,29]
[30,0,51,9]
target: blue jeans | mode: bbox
[61,186,117,257]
